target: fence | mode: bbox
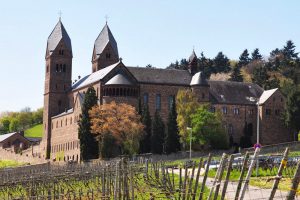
[1,147,300,199]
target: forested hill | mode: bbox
[0,108,43,135]
[167,40,300,135]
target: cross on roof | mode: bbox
[58,10,62,21]
[105,15,109,24]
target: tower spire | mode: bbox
[58,10,62,21]
[105,15,109,25]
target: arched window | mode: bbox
[70,117,72,124]
[46,65,49,73]
[116,88,119,96]
[63,64,66,72]
[56,121,58,128]
[112,88,115,96]
[60,64,63,72]
[56,64,59,72]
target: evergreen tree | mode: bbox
[139,104,152,153]
[251,48,263,61]
[282,40,298,61]
[165,97,181,154]
[212,52,231,73]
[198,52,214,78]
[238,49,250,67]
[151,111,165,154]
[283,84,300,133]
[229,64,243,82]
[78,87,99,160]
[252,66,269,88]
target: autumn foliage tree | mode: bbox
[89,101,144,157]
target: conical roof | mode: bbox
[93,24,118,59]
[190,71,208,86]
[46,20,72,56]
[105,73,133,85]
[189,50,197,62]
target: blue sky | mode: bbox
[0,0,299,112]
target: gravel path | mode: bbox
[171,168,294,200]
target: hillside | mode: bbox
[24,124,42,138]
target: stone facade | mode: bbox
[38,20,292,162]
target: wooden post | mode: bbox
[234,151,249,200]
[212,153,227,200]
[182,163,188,200]
[286,160,300,200]
[192,158,203,200]
[187,161,196,200]
[199,153,212,200]
[179,167,182,200]
[130,165,134,200]
[221,155,234,200]
[240,147,260,200]
[269,147,289,200]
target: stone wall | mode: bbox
[0,148,46,164]
[260,90,293,144]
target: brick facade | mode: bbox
[39,20,292,162]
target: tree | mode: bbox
[252,65,269,88]
[176,89,199,148]
[0,117,10,134]
[191,105,228,149]
[251,48,263,61]
[198,52,214,78]
[139,104,152,153]
[282,40,298,61]
[9,118,20,132]
[238,49,250,67]
[212,52,231,73]
[146,64,152,68]
[151,111,165,154]
[283,84,300,133]
[165,97,181,154]
[78,87,99,161]
[89,101,144,156]
[229,64,243,82]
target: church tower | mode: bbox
[43,19,73,158]
[92,23,119,72]
[188,50,198,75]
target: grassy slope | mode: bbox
[0,160,24,168]
[24,124,43,138]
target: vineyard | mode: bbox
[0,147,300,199]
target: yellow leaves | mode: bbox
[89,101,144,146]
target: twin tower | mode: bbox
[43,19,119,158]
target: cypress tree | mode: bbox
[165,98,181,154]
[238,49,250,67]
[139,104,152,153]
[229,64,243,82]
[78,87,99,161]
[151,110,165,154]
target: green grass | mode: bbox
[0,160,24,168]
[24,124,43,138]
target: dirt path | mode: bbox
[171,168,294,200]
